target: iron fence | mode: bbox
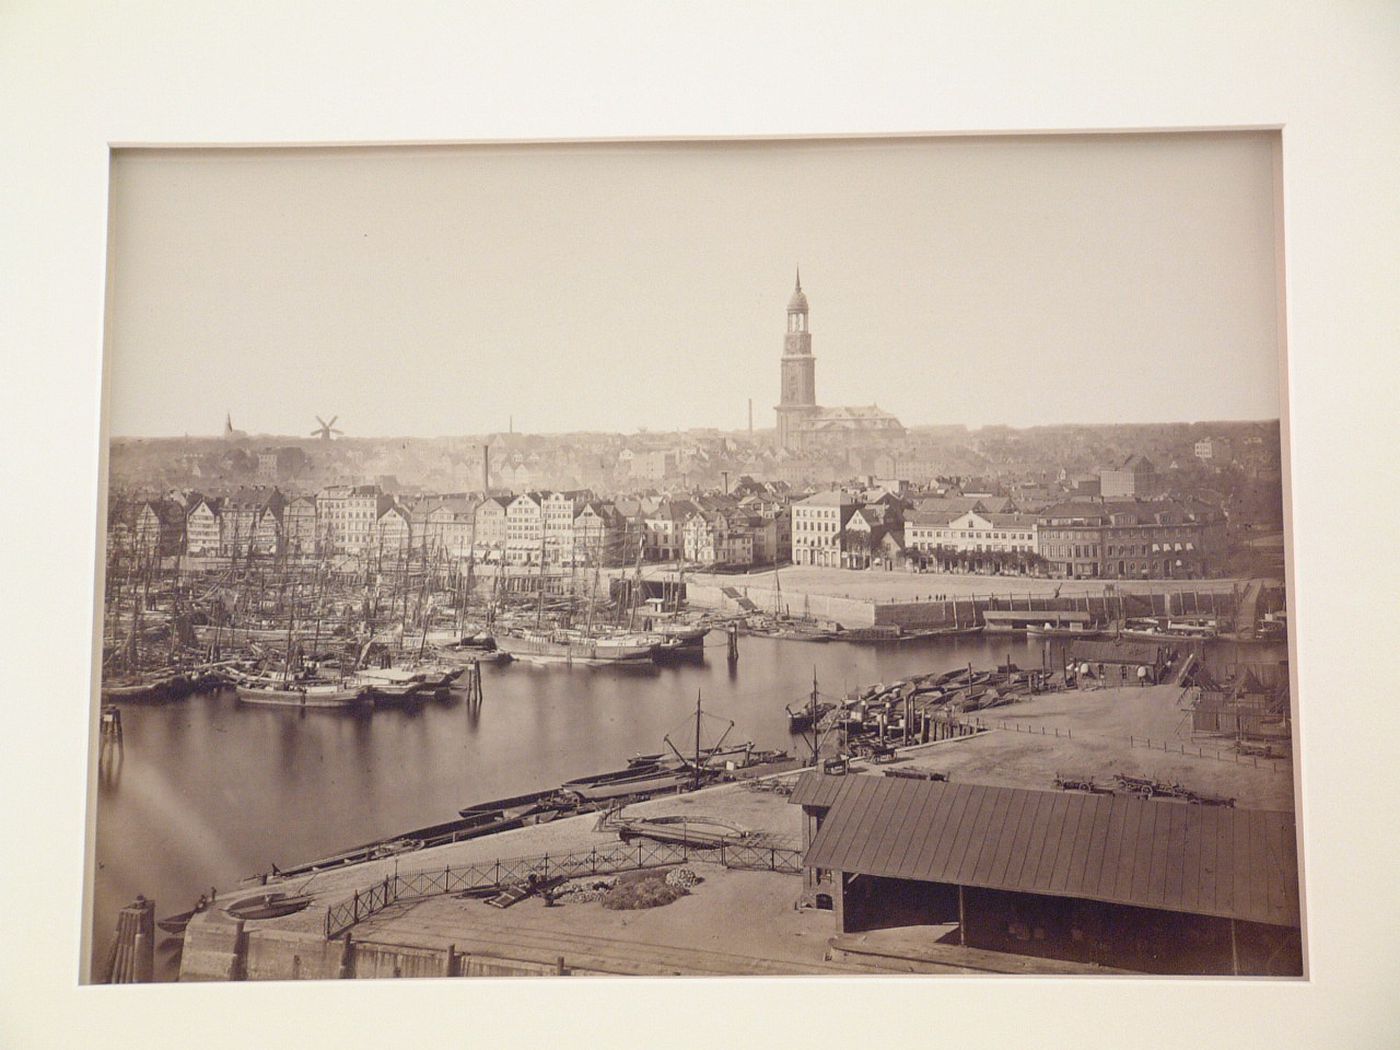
[323,838,802,939]
[968,716,1288,772]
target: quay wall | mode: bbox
[685,582,1240,630]
[684,583,877,626]
[242,927,348,982]
[180,915,245,982]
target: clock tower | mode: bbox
[775,268,817,451]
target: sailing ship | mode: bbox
[494,626,662,665]
[494,525,663,664]
[233,672,368,709]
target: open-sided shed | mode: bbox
[792,773,1301,974]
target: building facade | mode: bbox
[132,499,186,559]
[791,490,856,567]
[185,497,222,556]
[1037,499,1226,579]
[905,509,1038,557]
[316,484,382,555]
[1099,455,1163,499]
[282,495,318,556]
[574,501,626,567]
[505,492,544,566]
[374,502,412,563]
[473,496,509,556]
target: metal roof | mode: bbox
[804,777,1299,928]
[789,772,849,809]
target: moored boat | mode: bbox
[354,665,431,704]
[234,675,368,709]
[224,892,315,921]
[494,627,660,665]
[560,763,691,801]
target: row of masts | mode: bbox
[102,517,679,674]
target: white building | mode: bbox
[905,508,1038,555]
[505,492,545,566]
[791,490,855,567]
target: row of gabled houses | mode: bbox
[108,477,1228,580]
[105,479,799,571]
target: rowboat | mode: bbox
[157,906,204,935]
[224,892,315,921]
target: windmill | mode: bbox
[311,415,343,442]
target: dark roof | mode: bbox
[1068,639,1167,665]
[804,777,1299,928]
[789,772,849,809]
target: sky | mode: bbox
[105,132,1282,438]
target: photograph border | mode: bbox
[4,4,1397,1048]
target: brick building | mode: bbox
[1037,499,1226,579]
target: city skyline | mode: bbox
[114,414,1285,443]
[106,133,1282,439]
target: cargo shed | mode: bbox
[1067,638,1170,684]
[791,773,1301,975]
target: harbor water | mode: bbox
[88,632,1281,980]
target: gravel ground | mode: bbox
[227,778,804,932]
[895,683,1295,810]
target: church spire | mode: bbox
[795,265,801,293]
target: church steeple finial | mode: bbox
[787,267,809,315]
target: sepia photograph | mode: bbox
[87,131,1303,984]
[7,3,1400,1048]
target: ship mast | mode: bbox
[534,506,547,629]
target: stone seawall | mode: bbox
[684,583,877,626]
[686,581,1241,630]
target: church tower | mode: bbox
[775,269,817,451]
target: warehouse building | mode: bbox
[790,774,1301,975]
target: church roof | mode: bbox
[796,404,904,432]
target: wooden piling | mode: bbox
[100,706,123,745]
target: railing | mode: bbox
[324,839,804,939]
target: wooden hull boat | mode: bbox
[235,679,368,708]
[1025,625,1105,639]
[224,892,314,921]
[561,762,690,801]
[494,629,659,665]
[157,908,201,935]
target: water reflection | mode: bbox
[90,632,1061,979]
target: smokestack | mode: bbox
[482,443,490,493]
[748,398,753,436]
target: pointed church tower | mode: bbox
[775,268,817,451]
[224,412,234,439]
